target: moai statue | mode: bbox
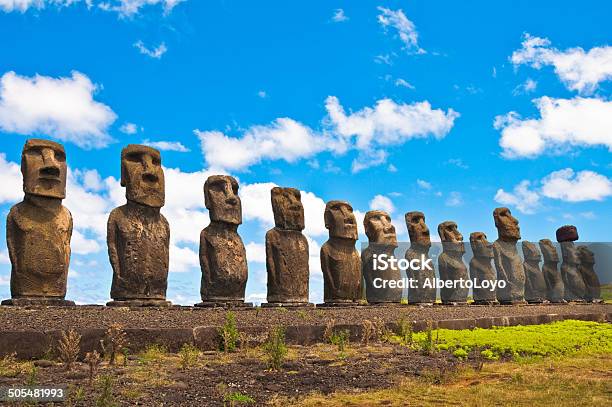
[107,145,171,307]
[264,187,310,307]
[556,225,587,301]
[577,246,602,303]
[2,139,74,306]
[492,207,525,304]
[469,232,497,305]
[320,200,361,305]
[404,211,436,305]
[198,175,250,307]
[521,241,547,303]
[437,221,468,305]
[361,210,402,304]
[538,239,565,303]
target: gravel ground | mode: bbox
[0,303,609,330]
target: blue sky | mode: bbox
[0,0,610,304]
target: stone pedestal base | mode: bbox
[261,302,314,308]
[526,299,548,304]
[498,300,528,305]
[195,301,253,308]
[316,302,363,308]
[1,298,75,306]
[471,300,498,306]
[438,301,469,306]
[408,301,435,306]
[106,299,172,307]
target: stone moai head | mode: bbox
[364,210,397,246]
[271,187,304,231]
[556,225,578,242]
[493,207,521,242]
[539,239,559,263]
[405,211,431,249]
[121,144,165,208]
[577,246,595,266]
[204,175,242,225]
[324,200,357,240]
[21,139,67,200]
[522,241,542,262]
[470,232,492,258]
[438,221,465,253]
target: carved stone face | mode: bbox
[204,175,242,225]
[493,207,521,241]
[21,139,67,199]
[324,200,357,240]
[271,187,304,231]
[364,210,397,246]
[556,225,578,242]
[405,211,431,248]
[438,221,465,253]
[539,239,559,262]
[121,144,165,208]
[521,241,541,262]
[470,232,492,258]
[577,246,595,265]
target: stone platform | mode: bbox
[0,303,609,359]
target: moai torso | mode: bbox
[361,210,401,303]
[521,241,547,303]
[557,226,586,301]
[107,145,170,303]
[577,246,601,302]
[492,207,525,303]
[321,200,361,303]
[437,221,468,304]
[108,204,170,300]
[539,239,564,302]
[405,212,436,304]
[265,187,309,304]
[200,175,248,303]
[6,139,72,301]
[469,232,497,304]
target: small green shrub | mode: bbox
[96,375,116,407]
[219,311,239,352]
[329,329,350,352]
[263,326,288,370]
[179,343,200,369]
[453,348,469,360]
[224,391,255,406]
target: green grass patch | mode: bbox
[393,320,612,360]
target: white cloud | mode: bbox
[541,168,612,202]
[494,180,541,214]
[377,6,425,54]
[169,244,199,273]
[445,191,463,207]
[0,249,9,264]
[374,54,393,65]
[495,96,612,158]
[416,179,432,190]
[245,242,265,263]
[257,90,267,99]
[369,194,394,214]
[142,139,189,152]
[331,8,348,22]
[395,78,415,89]
[133,41,167,59]
[0,71,116,148]
[512,78,537,95]
[0,153,23,204]
[71,230,102,254]
[119,122,138,134]
[511,33,612,94]
[0,0,77,13]
[98,0,184,17]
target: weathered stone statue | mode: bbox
[320,200,361,305]
[198,175,250,307]
[577,246,602,303]
[437,221,468,305]
[538,239,565,303]
[107,145,171,307]
[264,187,310,306]
[492,207,525,304]
[469,232,497,305]
[2,139,74,306]
[404,211,436,305]
[556,225,587,301]
[361,210,402,304]
[521,241,547,303]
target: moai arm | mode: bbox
[107,211,121,279]
[199,230,212,286]
[65,209,73,269]
[320,245,336,293]
[265,231,277,290]
[6,208,18,272]
[492,243,508,282]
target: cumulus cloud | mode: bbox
[0,71,117,148]
[331,8,347,22]
[133,41,167,59]
[512,78,537,95]
[541,169,612,202]
[494,180,541,214]
[119,122,138,134]
[0,0,77,13]
[245,242,265,263]
[377,6,424,54]
[369,194,394,214]
[416,179,432,190]
[0,0,184,16]
[142,139,189,152]
[0,153,23,204]
[0,249,9,264]
[494,96,612,158]
[511,33,612,94]
[445,191,463,207]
